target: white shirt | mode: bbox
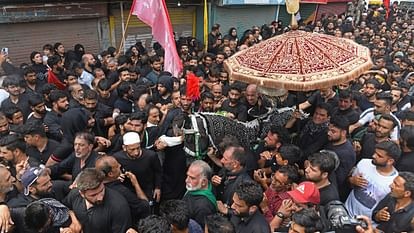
[345,159,398,218]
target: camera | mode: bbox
[1,47,8,55]
[326,200,367,233]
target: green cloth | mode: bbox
[185,182,217,210]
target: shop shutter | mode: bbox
[0,18,102,66]
[214,5,278,36]
[112,7,195,51]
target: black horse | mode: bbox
[178,107,307,160]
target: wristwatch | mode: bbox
[276,212,285,219]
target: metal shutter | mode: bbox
[0,19,102,66]
[214,5,278,36]
[111,7,195,52]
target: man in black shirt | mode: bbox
[299,87,338,114]
[305,151,339,206]
[26,94,47,126]
[324,116,355,201]
[113,132,162,203]
[220,83,247,122]
[24,123,60,164]
[63,168,131,233]
[373,172,414,233]
[1,75,31,120]
[207,24,221,54]
[83,89,114,137]
[243,84,272,121]
[396,126,414,172]
[113,81,133,114]
[43,90,69,142]
[230,181,270,233]
[0,134,40,177]
[212,146,252,206]
[357,79,381,111]
[285,103,331,157]
[95,156,150,223]
[153,74,173,106]
[357,113,396,161]
[49,132,99,181]
[331,90,360,125]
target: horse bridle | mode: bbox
[182,113,217,160]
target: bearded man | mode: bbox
[182,160,217,227]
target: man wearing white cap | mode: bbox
[113,131,162,203]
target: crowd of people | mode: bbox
[0,0,414,232]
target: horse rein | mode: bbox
[182,113,218,160]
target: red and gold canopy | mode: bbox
[224,30,373,91]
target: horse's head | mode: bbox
[179,113,211,160]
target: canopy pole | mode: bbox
[275,4,280,21]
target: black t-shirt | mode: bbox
[396,151,414,173]
[307,91,339,111]
[98,91,117,109]
[243,96,273,121]
[220,99,247,122]
[105,180,150,223]
[183,194,216,227]
[63,187,131,233]
[50,152,98,180]
[230,209,271,233]
[113,149,162,198]
[151,92,171,106]
[325,140,356,190]
[359,133,376,161]
[319,183,340,207]
[113,98,133,114]
[374,194,414,233]
[1,92,32,120]
[358,96,374,112]
[26,139,60,164]
[207,32,220,54]
[331,107,360,125]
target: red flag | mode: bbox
[384,0,390,19]
[132,0,182,78]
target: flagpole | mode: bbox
[118,4,133,55]
[204,0,208,52]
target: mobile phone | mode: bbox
[1,48,8,55]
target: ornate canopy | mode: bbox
[224,30,373,91]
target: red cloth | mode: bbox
[131,0,182,78]
[47,69,66,90]
[384,0,390,19]
[186,73,200,101]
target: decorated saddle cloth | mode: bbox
[201,113,258,148]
